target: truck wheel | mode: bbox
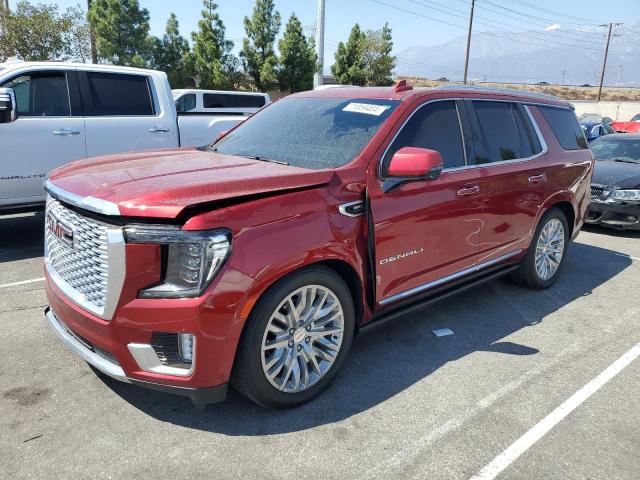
[231,266,355,408]
[512,207,569,290]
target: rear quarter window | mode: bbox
[538,106,587,150]
[203,93,266,109]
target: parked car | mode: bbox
[578,113,614,124]
[586,133,640,230]
[0,62,260,213]
[42,82,592,408]
[581,120,615,142]
[610,113,640,133]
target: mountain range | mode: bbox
[394,23,640,87]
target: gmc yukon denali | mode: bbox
[43,82,593,408]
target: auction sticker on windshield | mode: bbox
[343,103,391,116]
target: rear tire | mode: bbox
[231,266,355,408]
[512,207,569,290]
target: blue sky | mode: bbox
[13,0,640,69]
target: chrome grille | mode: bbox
[591,184,604,199]
[45,196,110,311]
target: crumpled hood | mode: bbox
[592,160,640,189]
[48,148,335,218]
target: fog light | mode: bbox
[178,333,195,363]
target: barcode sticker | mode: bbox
[342,103,390,116]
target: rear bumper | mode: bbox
[45,306,228,406]
[586,201,640,230]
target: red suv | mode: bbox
[43,82,593,408]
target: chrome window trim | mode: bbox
[45,227,126,321]
[379,249,523,305]
[377,98,551,179]
[44,179,120,216]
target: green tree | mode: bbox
[240,0,281,91]
[360,23,395,86]
[190,0,237,89]
[278,14,317,93]
[66,6,92,63]
[331,23,365,86]
[0,1,75,61]
[153,13,190,88]
[88,0,152,67]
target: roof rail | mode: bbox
[433,84,558,100]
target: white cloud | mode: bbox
[546,23,561,31]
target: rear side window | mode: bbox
[203,93,266,109]
[470,101,522,164]
[81,72,155,116]
[383,100,466,174]
[176,93,196,112]
[538,106,587,150]
[2,72,70,117]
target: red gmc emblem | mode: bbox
[46,212,74,249]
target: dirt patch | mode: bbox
[3,386,51,406]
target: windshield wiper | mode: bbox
[241,155,290,166]
[612,158,640,164]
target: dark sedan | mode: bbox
[587,134,640,231]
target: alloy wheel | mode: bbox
[260,285,344,393]
[534,218,565,281]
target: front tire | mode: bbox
[231,266,355,408]
[513,207,569,289]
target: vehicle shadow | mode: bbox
[0,212,44,263]
[582,224,640,239]
[98,241,631,435]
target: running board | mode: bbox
[358,263,519,335]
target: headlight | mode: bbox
[124,226,231,298]
[611,189,640,201]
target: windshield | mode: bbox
[632,113,640,122]
[213,97,399,170]
[590,137,640,162]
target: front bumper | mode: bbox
[45,306,228,406]
[44,259,256,407]
[586,200,640,230]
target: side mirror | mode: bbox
[383,147,444,193]
[0,88,17,124]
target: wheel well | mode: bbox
[549,201,575,237]
[316,260,364,327]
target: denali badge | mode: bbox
[379,248,424,265]
[46,211,74,249]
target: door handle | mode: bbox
[528,174,546,184]
[148,126,170,133]
[52,129,80,136]
[457,185,480,196]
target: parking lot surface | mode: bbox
[1,212,639,479]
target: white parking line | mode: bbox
[0,277,45,289]
[470,342,640,480]
[612,252,640,262]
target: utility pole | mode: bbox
[88,0,97,64]
[597,23,621,102]
[313,0,325,88]
[463,0,475,84]
[561,69,566,86]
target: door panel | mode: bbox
[465,100,548,262]
[369,99,481,306]
[369,171,483,304]
[0,70,86,204]
[78,71,175,157]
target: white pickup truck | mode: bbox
[0,62,268,212]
